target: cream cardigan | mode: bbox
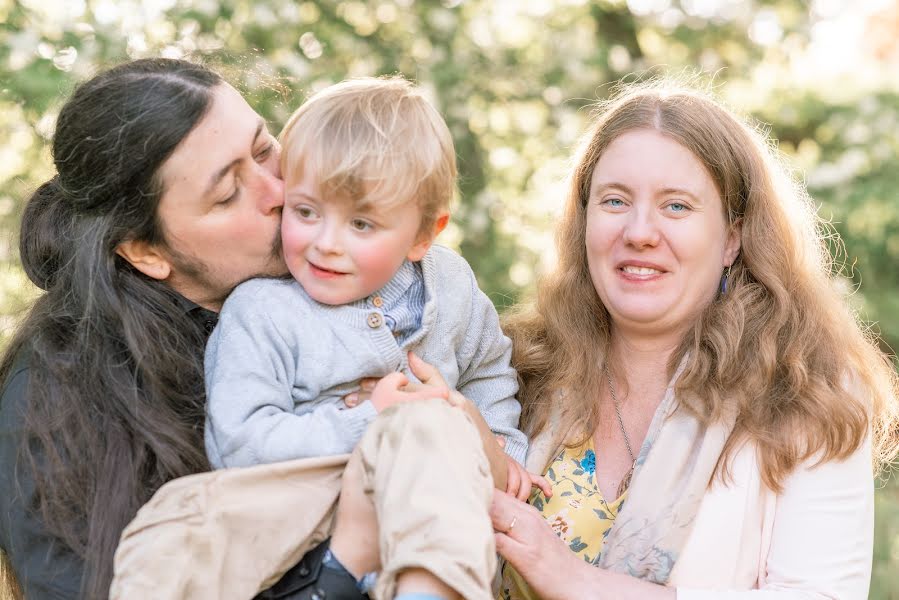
[527,430,874,599]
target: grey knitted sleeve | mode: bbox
[450,256,529,465]
[204,281,377,469]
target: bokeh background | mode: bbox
[1,0,897,595]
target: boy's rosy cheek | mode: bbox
[279,227,303,260]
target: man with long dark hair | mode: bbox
[0,58,286,599]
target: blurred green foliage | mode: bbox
[1,0,898,596]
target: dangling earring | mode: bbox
[719,265,732,294]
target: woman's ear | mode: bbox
[724,218,742,267]
[116,240,172,281]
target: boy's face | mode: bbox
[282,172,438,305]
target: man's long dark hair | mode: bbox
[0,58,222,598]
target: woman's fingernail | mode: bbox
[361,380,375,392]
[345,393,358,406]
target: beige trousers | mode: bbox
[111,399,496,600]
[0,551,22,600]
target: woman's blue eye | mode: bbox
[605,198,625,207]
[668,202,689,212]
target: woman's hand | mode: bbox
[491,489,593,600]
[492,490,677,600]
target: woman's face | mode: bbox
[585,129,741,338]
[154,83,287,310]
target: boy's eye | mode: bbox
[351,219,372,232]
[296,206,316,219]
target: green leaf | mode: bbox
[569,537,588,552]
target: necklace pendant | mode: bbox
[617,460,635,499]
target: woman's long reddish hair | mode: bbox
[505,81,899,491]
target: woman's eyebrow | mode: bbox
[591,182,701,201]
[658,187,701,202]
[591,181,633,197]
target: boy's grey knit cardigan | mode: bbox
[205,244,527,469]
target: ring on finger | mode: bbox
[506,516,517,533]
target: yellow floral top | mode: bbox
[498,437,627,600]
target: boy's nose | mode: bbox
[314,225,343,254]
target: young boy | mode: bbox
[204,77,542,599]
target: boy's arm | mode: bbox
[205,284,377,468]
[452,261,528,466]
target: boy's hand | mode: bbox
[343,353,449,408]
[370,371,449,413]
[407,352,471,408]
[503,450,553,502]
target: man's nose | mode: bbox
[256,168,284,215]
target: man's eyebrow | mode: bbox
[203,120,266,197]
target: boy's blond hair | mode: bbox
[280,76,456,235]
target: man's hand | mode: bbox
[343,378,376,408]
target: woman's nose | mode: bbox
[622,207,661,248]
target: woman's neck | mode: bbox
[609,327,682,398]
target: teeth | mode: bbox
[622,266,660,275]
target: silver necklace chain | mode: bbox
[605,364,636,497]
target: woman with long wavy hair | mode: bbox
[492,82,899,598]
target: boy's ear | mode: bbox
[115,240,172,281]
[407,212,450,262]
